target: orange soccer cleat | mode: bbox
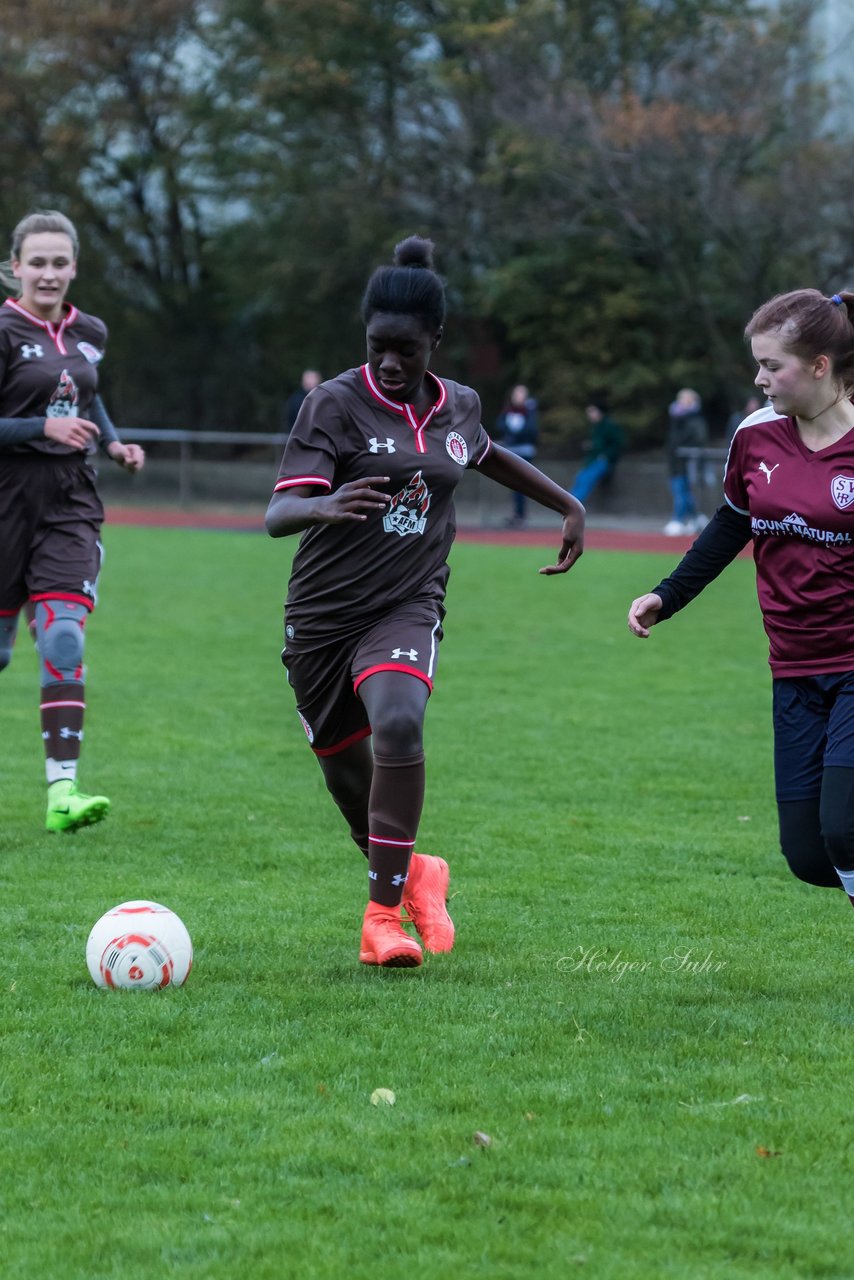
[402,852,455,953]
[359,902,423,968]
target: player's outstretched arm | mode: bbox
[475,443,585,574]
[266,478,391,538]
[627,593,663,638]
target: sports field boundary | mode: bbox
[104,504,714,555]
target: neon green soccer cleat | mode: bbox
[45,780,111,834]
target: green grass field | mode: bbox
[2,524,853,1279]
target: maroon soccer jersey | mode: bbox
[0,297,107,455]
[725,405,854,675]
[273,365,492,645]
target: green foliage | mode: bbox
[1,524,852,1277]
[0,1,848,437]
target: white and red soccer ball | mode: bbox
[86,900,193,990]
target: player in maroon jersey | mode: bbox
[266,235,585,968]
[0,210,145,833]
[628,287,854,909]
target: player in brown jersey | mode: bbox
[0,210,145,833]
[628,287,854,915]
[266,236,585,968]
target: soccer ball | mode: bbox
[86,900,193,990]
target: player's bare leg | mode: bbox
[318,738,372,857]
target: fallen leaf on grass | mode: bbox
[679,1093,761,1111]
[756,1145,782,1158]
[370,1088,396,1107]
[473,1131,492,1148]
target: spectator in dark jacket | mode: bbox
[284,369,322,433]
[665,387,709,535]
[496,384,538,526]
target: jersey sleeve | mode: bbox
[272,387,341,494]
[463,389,492,467]
[90,395,120,451]
[723,426,750,515]
[0,417,47,447]
[468,422,492,467]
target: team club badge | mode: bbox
[383,471,431,538]
[297,711,314,744]
[445,431,468,466]
[45,370,79,418]
[77,341,104,364]
[831,475,854,510]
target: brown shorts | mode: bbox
[282,599,445,755]
[0,455,104,615]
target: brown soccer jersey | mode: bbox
[273,365,492,646]
[0,298,107,455]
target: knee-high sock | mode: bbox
[41,680,85,784]
[367,751,425,906]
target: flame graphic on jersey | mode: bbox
[45,369,80,418]
[383,470,431,538]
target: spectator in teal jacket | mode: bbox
[570,401,625,504]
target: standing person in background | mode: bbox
[495,383,539,527]
[0,209,145,833]
[727,393,762,441]
[570,400,625,504]
[628,288,854,915]
[266,236,584,969]
[664,387,709,535]
[284,369,322,434]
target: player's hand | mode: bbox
[43,417,100,450]
[318,477,391,524]
[540,506,585,575]
[107,441,146,472]
[627,593,663,637]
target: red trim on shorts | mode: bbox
[312,725,372,758]
[0,608,18,616]
[353,664,433,694]
[29,592,94,612]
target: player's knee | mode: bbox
[779,842,839,887]
[36,608,87,683]
[778,798,840,888]
[371,704,425,757]
[820,816,854,872]
[820,767,854,872]
[0,643,13,672]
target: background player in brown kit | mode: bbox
[628,287,854,911]
[266,235,585,968]
[0,210,145,832]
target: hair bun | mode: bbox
[393,235,435,271]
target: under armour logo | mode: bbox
[391,647,418,661]
[759,461,779,484]
[59,727,83,740]
[21,343,44,359]
[369,438,395,453]
[391,873,408,887]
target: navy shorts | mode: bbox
[772,672,854,801]
[282,599,444,755]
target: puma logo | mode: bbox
[759,461,779,484]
